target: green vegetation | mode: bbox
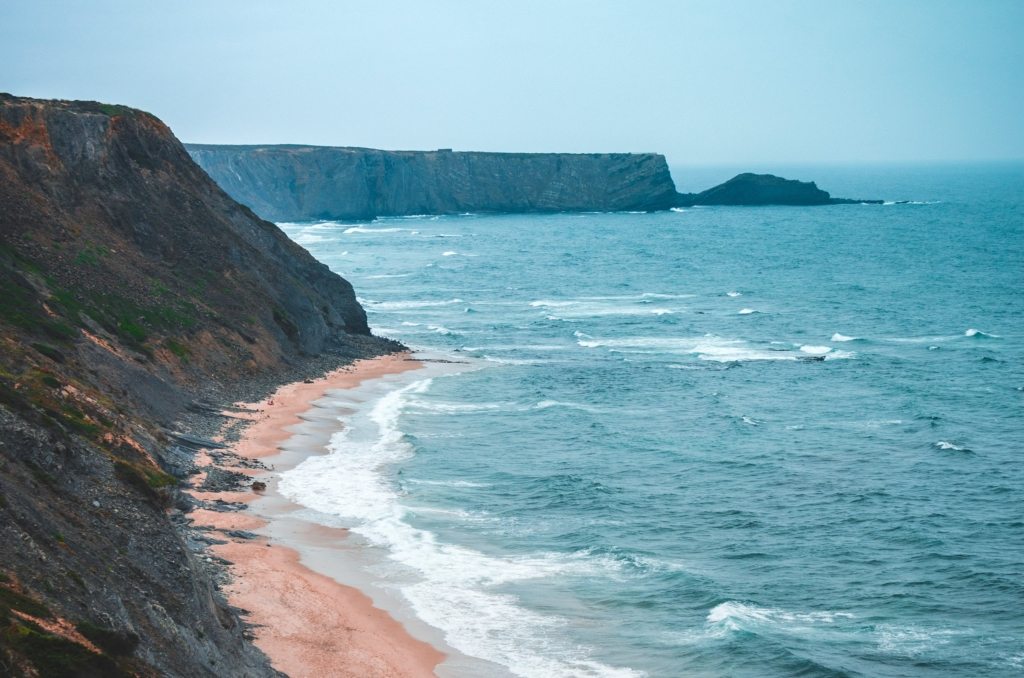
[31,343,65,364]
[113,460,176,506]
[273,307,299,340]
[165,338,191,360]
[75,621,139,656]
[93,102,133,118]
[1,619,126,677]
[73,244,109,267]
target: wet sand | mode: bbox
[187,353,444,678]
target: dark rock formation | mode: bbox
[676,172,882,206]
[186,144,681,221]
[0,93,399,676]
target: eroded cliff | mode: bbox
[186,144,681,221]
[0,94,397,676]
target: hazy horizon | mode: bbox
[2,0,1022,166]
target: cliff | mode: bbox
[676,172,882,206]
[0,94,397,676]
[185,144,681,221]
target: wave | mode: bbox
[738,308,757,315]
[343,226,416,234]
[934,440,972,453]
[292,232,330,244]
[278,378,642,678]
[530,298,677,318]
[403,478,492,488]
[726,291,742,297]
[360,298,465,310]
[830,333,858,342]
[708,601,854,628]
[577,334,854,363]
[965,328,1000,338]
[533,399,605,413]
[364,273,411,279]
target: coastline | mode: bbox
[187,352,446,678]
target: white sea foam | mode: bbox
[343,226,412,234]
[533,399,605,413]
[278,377,642,678]
[738,308,757,315]
[727,291,742,297]
[407,398,506,414]
[365,273,411,279]
[360,298,465,310]
[293,232,329,244]
[831,333,857,342]
[404,478,492,488]
[965,328,999,338]
[707,601,854,630]
[799,345,833,356]
[427,324,456,335]
[577,334,854,363]
[934,441,970,452]
[529,299,676,317]
[442,251,458,256]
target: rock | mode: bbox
[676,173,882,206]
[250,480,267,492]
[186,144,680,220]
[226,530,259,540]
[201,467,248,492]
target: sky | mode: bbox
[1,0,1022,165]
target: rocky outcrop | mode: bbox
[0,94,398,676]
[676,172,881,206]
[186,144,681,221]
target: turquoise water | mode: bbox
[277,164,1023,677]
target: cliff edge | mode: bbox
[186,144,681,221]
[0,94,397,676]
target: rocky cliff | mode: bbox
[0,94,397,676]
[186,144,681,221]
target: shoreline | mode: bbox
[187,352,446,678]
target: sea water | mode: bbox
[276,164,1023,677]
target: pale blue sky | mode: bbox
[2,1,1021,165]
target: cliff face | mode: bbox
[0,94,396,676]
[186,144,681,221]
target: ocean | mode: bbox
[275,163,1023,677]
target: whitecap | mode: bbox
[831,333,857,342]
[934,441,971,452]
[965,328,1000,338]
[727,291,742,297]
[343,226,411,234]
[404,478,492,488]
[738,308,756,315]
[442,251,458,256]
[799,345,833,356]
[360,298,465,310]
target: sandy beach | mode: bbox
[187,352,444,678]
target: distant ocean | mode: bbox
[276,163,1023,677]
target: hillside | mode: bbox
[0,93,397,676]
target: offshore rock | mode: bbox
[676,172,882,206]
[186,144,681,221]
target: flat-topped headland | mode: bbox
[186,143,882,221]
[185,144,681,220]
